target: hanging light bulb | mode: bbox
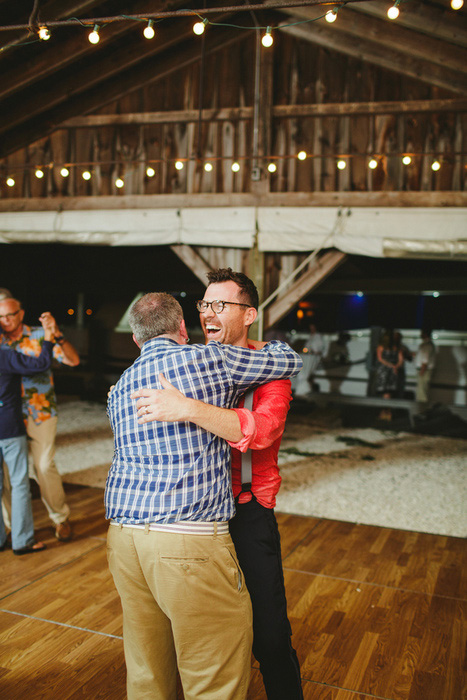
[60,167,70,178]
[325,7,338,23]
[431,159,441,171]
[267,162,277,173]
[146,166,155,177]
[368,158,378,170]
[88,25,100,44]
[297,151,307,161]
[193,19,208,35]
[261,27,273,48]
[337,159,346,170]
[387,2,400,20]
[38,26,51,41]
[82,170,92,180]
[451,0,464,8]
[175,161,184,171]
[35,168,44,179]
[204,162,213,172]
[402,155,412,165]
[231,162,240,172]
[6,177,15,187]
[115,177,124,188]
[143,20,155,39]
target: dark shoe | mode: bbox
[0,540,11,552]
[55,520,72,542]
[13,541,47,556]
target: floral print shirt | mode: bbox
[0,324,67,424]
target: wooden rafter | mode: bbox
[59,98,467,129]
[170,245,213,286]
[263,250,347,328]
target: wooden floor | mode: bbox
[0,484,465,700]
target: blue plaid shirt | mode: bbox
[105,338,302,524]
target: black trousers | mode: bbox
[229,497,304,700]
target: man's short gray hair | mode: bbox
[128,293,184,345]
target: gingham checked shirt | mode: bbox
[105,337,302,524]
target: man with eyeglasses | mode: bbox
[132,268,304,700]
[106,290,302,700]
[0,297,80,543]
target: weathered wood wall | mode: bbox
[1,32,465,199]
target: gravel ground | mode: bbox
[54,400,467,538]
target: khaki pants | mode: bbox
[416,368,433,403]
[2,416,70,527]
[107,524,253,700]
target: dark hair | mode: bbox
[206,268,259,309]
[128,293,183,345]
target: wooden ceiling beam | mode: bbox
[279,21,467,95]
[263,250,347,328]
[280,5,467,76]
[0,1,184,102]
[349,0,467,48]
[0,29,248,158]
[0,10,198,137]
[59,97,467,128]
[170,245,213,286]
[0,0,102,54]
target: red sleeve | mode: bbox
[227,379,291,452]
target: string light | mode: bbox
[325,7,338,23]
[368,158,378,169]
[193,19,208,35]
[431,159,441,171]
[115,177,124,188]
[6,177,15,187]
[297,151,307,161]
[82,170,92,180]
[175,161,184,170]
[38,26,51,41]
[204,162,213,172]
[387,1,400,20]
[60,167,70,177]
[35,168,44,179]
[261,27,273,47]
[402,155,412,165]
[143,20,155,39]
[146,166,155,177]
[231,162,240,172]
[337,159,346,170]
[451,0,463,8]
[88,25,100,44]
[267,163,277,173]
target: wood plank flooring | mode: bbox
[0,484,464,700]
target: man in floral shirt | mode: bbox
[0,296,80,542]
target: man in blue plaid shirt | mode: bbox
[106,291,302,700]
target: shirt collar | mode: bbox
[140,336,180,356]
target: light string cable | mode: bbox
[0,1,384,51]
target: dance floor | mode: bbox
[0,483,465,699]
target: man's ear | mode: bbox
[132,333,141,349]
[245,307,258,328]
[180,319,189,344]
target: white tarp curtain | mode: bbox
[0,208,256,248]
[0,206,465,258]
[257,207,467,257]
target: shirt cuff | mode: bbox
[226,408,257,452]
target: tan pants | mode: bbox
[107,524,253,700]
[2,416,70,527]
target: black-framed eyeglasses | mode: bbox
[0,309,21,321]
[196,300,251,314]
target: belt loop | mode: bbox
[119,523,123,530]
[213,522,218,538]
[144,524,150,535]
